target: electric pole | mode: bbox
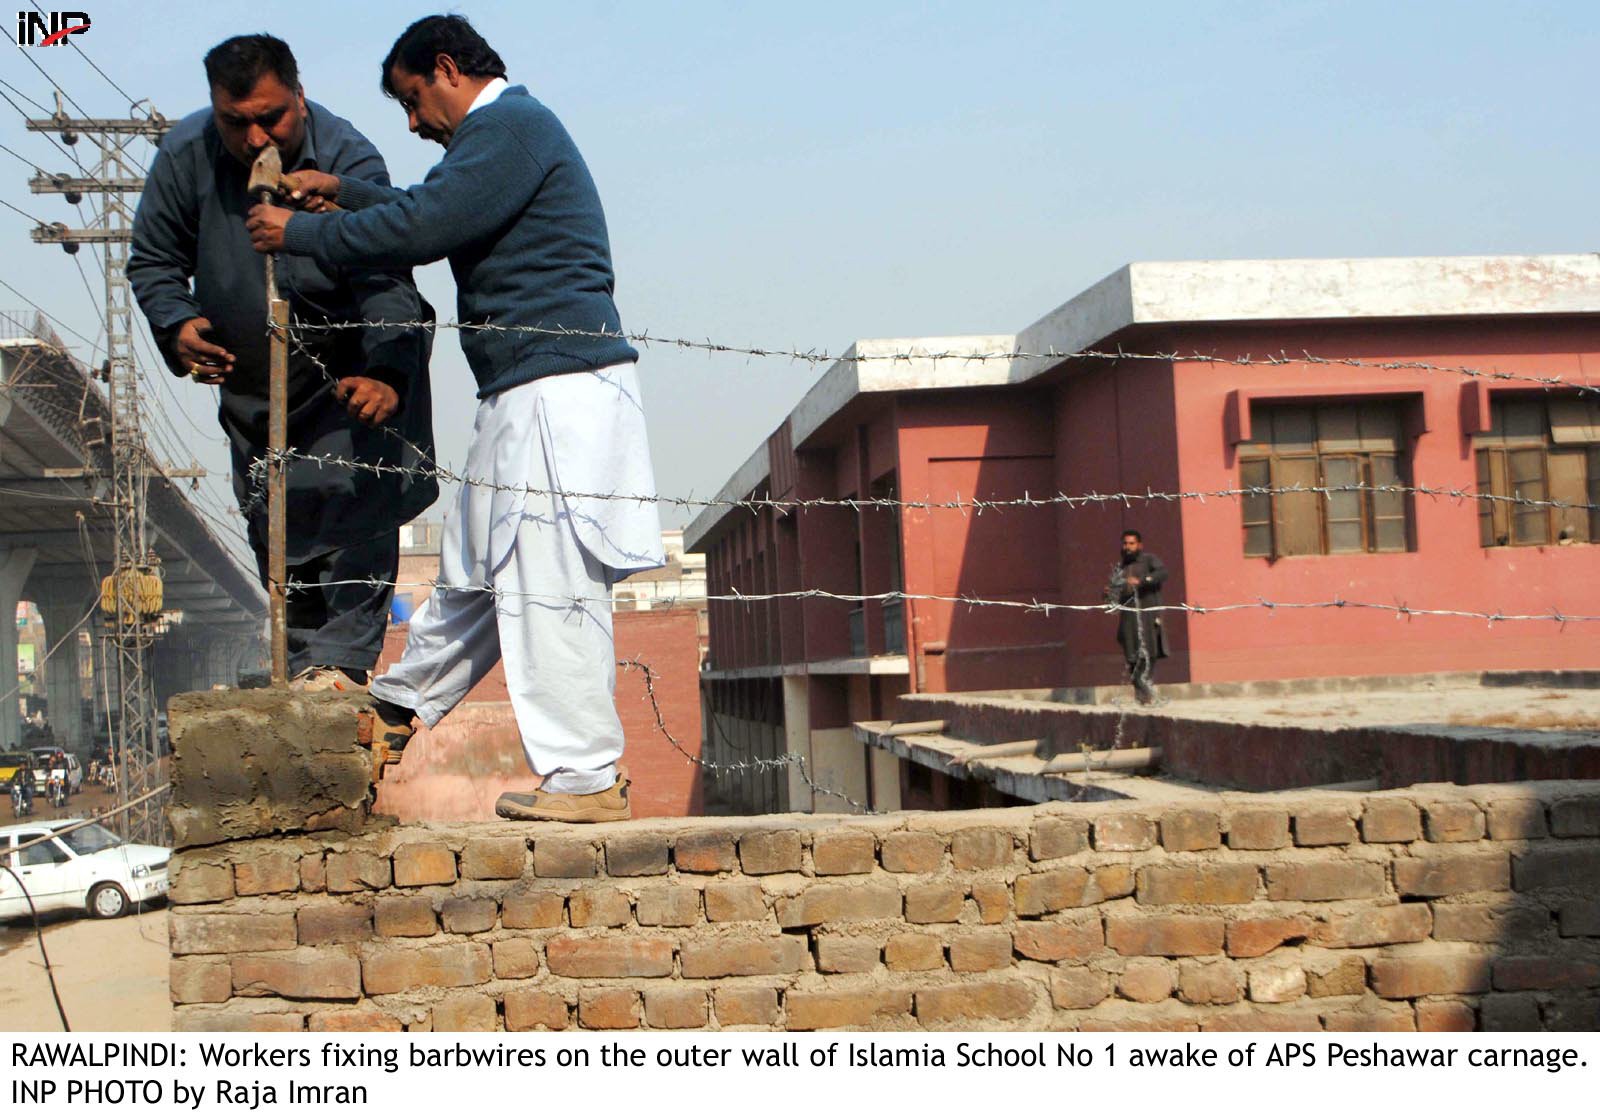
[26,97,172,844]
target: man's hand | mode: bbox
[246,203,293,252]
[1124,574,1141,589]
[335,376,399,426]
[175,317,234,384]
[281,170,341,213]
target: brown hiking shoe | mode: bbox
[362,703,416,784]
[495,778,631,823]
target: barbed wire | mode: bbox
[288,317,1600,396]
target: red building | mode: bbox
[685,254,1600,814]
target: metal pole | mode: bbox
[267,286,288,686]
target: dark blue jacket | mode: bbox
[282,85,637,398]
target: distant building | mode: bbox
[685,254,1600,815]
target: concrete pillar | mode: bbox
[0,547,38,751]
[33,581,93,753]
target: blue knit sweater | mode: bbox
[282,85,637,397]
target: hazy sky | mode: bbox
[4,1,1598,569]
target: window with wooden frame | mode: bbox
[1239,401,1409,558]
[1475,396,1600,547]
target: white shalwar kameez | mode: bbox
[370,362,664,793]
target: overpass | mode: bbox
[0,310,266,753]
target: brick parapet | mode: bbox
[168,782,1600,1031]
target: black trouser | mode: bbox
[253,531,400,675]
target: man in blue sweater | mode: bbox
[247,15,662,822]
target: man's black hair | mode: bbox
[381,14,507,96]
[204,34,299,99]
[1121,529,1143,542]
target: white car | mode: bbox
[28,750,84,796]
[0,820,170,921]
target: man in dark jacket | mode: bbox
[129,34,437,690]
[1109,529,1168,704]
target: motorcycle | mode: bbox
[46,774,68,809]
[10,781,33,819]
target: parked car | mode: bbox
[0,820,170,920]
[0,753,28,793]
[29,749,85,796]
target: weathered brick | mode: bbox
[1161,809,1220,852]
[705,881,767,923]
[545,936,673,978]
[362,943,492,994]
[812,832,876,875]
[579,989,640,1029]
[1293,809,1357,847]
[502,891,565,930]
[170,958,231,1004]
[739,830,803,874]
[680,936,807,978]
[880,832,944,873]
[1486,799,1548,840]
[885,932,945,971]
[1479,992,1542,1030]
[234,852,299,895]
[1093,865,1134,900]
[373,896,436,938]
[1136,864,1258,906]
[1095,813,1157,852]
[905,882,965,924]
[1312,903,1432,948]
[1030,817,1090,860]
[1226,809,1290,851]
[169,860,234,904]
[673,832,736,873]
[1369,954,1491,998]
[1560,901,1600,937]
[951,827,1013,869]
[950,928,1013,972]
[326,851,391,893]
[1265,860,1387,901]
[1493,957,1600,991]
[1051,967,1110,1009]
[970,880,1010,923]
[1014,867,1091,916]
[1431,903,1546,943]
[1107,915,1225,957]
[915,981,1033,1023]
[1415,1001,1476,1032]
[1178,960,1243,1005]
[787,989,910,1029]
[173,1008,304,1032]
[1394,853,1509,898]
[171,913,297,955]
[636,885,702,927]
[1013,917,1101,962]
[1226,916,1314,959]
[1323,1005,1415,1032]
[1078,1013,1201,1033]
[1551,797,1600,838]
[441,896,498,934]
[605,834,670,877]
[1247,963,1305,1003]
[533,838,597,878]
[434,993,497,1032]
[460,838,526,880]
[1118,959,1176,1002]
[1423,802,1485,843]
[299,854,326,893]
[393,842,456,887]
[1361,799,1421,843]
[1514,848,1600,892]
[816,935,880,974]
[307,1008,404,1032]
[714,987,780,1026]
[491,938,542,979]
[1305,956,1368,998]
[779,883,900,927]
[645,988,708,1029]
[297,902,372,946]
[1543,996,1600,1031]
[569,886,632,928]
[1203,1007,1322,1032]
[233,950,360,999]
[504,989,569,1031]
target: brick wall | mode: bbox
[167,782,1600,1031]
